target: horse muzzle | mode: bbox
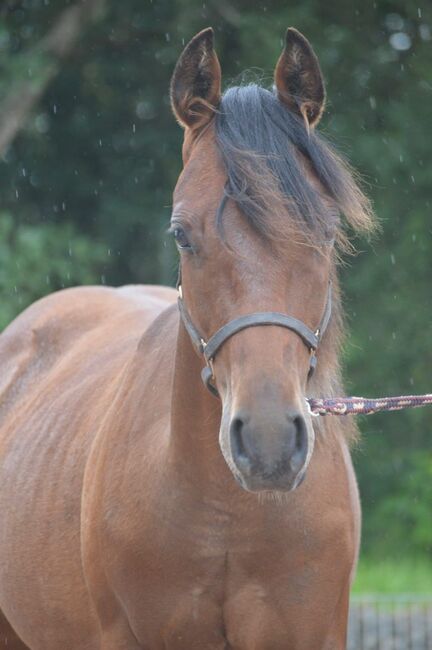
[225,407,313,492]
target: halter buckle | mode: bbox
[308,351,317,379]
[201,364,219,398]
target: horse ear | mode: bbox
[170,27,221,130]
[274,28,326,129]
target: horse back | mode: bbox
[0,284,176,428]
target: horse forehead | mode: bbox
[175,128,225,202]
[181,122,218,163]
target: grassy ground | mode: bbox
[352,557,432,594]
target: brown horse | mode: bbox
[0,28,374,649]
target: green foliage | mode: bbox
[365,451,432,553]
[0,0,431,559]
[0,211,106,330]
[352,557,432,594]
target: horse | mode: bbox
[0,27,374,649]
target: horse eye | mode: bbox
[172,226,191,250]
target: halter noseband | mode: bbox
[176,195,332,398]
[178,287,331,397]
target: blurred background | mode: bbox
[0,0,431,593]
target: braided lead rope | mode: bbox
[306,394,432,417]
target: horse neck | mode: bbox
[168,320,237,491]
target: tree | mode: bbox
[0,0,106,155]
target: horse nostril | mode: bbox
[290,414,308,472]
[230,416,253,474]
[294,416,305,452]
[230,416,246,458]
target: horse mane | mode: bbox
[214,83,377,443]
[214,84,375,251]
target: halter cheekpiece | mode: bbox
[176,193,332,398]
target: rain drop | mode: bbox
[390,32,412,51]
[419,24,431,40]
[385,13,404,31]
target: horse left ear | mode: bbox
[274,28,326,129]
[170,27,221,130]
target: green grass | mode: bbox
[352,557,432,594]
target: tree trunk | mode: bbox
[0,0,106,156]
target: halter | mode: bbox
[176,195,432,418]
[176,194,332,398]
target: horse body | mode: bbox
[0,27,373,650]
[0,285,359,650]
[83,332,359,650]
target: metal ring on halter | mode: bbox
[306,398,321,417]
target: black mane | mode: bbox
[214,84,373,246]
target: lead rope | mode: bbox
[306,394,432,416]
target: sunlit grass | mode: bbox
[352,557,432,594]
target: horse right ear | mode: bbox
[170,28,221,130]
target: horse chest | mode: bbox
[118,516,331,650]
[88,438,357,649]
[123,548,272,650]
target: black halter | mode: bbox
[176,196,332,398]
